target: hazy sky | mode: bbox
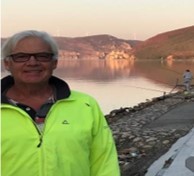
[1,0,194,40]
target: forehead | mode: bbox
[12,37,51,53]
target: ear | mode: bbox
[4,59,11,71]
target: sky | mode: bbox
[1,0,194,40]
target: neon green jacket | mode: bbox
[1,76,120,176]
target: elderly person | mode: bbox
[1,30,120,176]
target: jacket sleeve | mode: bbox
[90,99,120,176]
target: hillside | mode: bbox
[1,26,193,60]
[54,35,140,59]
[1,35,141,60]
[133,26,194,60]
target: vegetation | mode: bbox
[133,26,194,60]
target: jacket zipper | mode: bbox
[35,113,51,148]
[37,136,43,148]
[31,121,43,148]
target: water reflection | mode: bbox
[105,58,134,77]
[55,59,194,86]
[55,58,135,81]
[134,60,194,87]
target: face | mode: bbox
[4,37,58,85]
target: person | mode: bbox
[1,30,120,176]
[183,69,193,92]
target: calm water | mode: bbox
[1,59,194,114]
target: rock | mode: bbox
[162,140,170,145]
[105,90,194,175]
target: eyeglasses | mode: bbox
[8,52,54,62]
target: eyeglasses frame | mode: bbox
[7,52,54,63]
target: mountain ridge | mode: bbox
[133,25,194,60]
[1,26,193,60]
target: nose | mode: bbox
[26,55,39,64]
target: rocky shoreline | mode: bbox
[105,90,194,176]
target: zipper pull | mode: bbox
[37,137,42,147]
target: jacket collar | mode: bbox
[1,75,71,103]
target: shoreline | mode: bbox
[105,89,194,175]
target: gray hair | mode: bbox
[1,30,58,60]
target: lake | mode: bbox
[1,59,194,114]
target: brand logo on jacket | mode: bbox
[62,120,70,124]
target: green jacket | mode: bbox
[1,76,120,176]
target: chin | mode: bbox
[21,77,46,84]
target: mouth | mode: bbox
[24,69,42,72]
[23,70,43,75]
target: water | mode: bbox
[1,59,194,114]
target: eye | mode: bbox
[14,54,29,59]
[11,54,29,61]
[36,53,53,60]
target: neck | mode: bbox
[7,82,53,100]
